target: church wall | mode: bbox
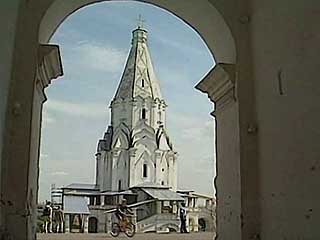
[104,151,113,191]
[112,150,130,191]
[88,209,108,233]
[157,154,168,186]
[132,97,154,127]
[250,1,320,239]
[95,152,103,188]
[132,148,155,185]
[131,97,165,130]
[154,149,177,189]
[97,150,112,191]
[168,154,177,191]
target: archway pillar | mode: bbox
[29,44,63,238]
[196,63,242,240]
[1,43,62,240]
[197,58,260,239]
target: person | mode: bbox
[115,199,133,221]
[179,202,188,233]
[43,201,53,233]
[54,206,64,233]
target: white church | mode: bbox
[96,24,177,193]
[59,25,215,234]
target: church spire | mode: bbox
[136,14,145,29]
[113,21,162,101]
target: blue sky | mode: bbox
[39,1,216,201]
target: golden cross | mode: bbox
[136,14,145,29]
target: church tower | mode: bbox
[96,25,177,192]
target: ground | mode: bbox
[37,232,214,240]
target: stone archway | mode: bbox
[39,0,236,64]
[3,0,320,240]
[1,1,257,240]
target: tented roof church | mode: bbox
[60,25,215,234]
[95,24,178,192]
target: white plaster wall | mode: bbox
[28,84,45,239]
[96,152,106,189]
[158,156,168,185]
[251,1,320,239]
[112,150,129,191]
[0,2,21,222]
[215,102,242,240]
[88,209,108,233]
[130,98,165,130]
[104,152,113,191]
[150,100,166,129]
[167,155,177,191]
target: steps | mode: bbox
[136,213,180,233]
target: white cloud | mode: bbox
[73,41,127,73]
[156,36,205,56]
[40,153,48,159]
[44,99,108,119]
[168,112,215,141]
[42,109,56,125]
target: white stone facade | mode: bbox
[95,27,178,193]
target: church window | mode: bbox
[118,180,122,191]
[161,181,164,185]
[143,164,148,178]
[142,79,145,88]
[142,108,146,119]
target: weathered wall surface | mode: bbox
[250,1,320,239]
[215,102,242,240]
[89,208,108,232]
[0,1,21,225]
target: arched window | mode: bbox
[142,79,145,88]
[118,180,122,191]
[161,181,164,185]
[142,108,146,119]
[143,164,148,178]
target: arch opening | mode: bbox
[88,217,98,233]
[34,0,237,238]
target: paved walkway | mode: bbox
[37,232,214,240]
